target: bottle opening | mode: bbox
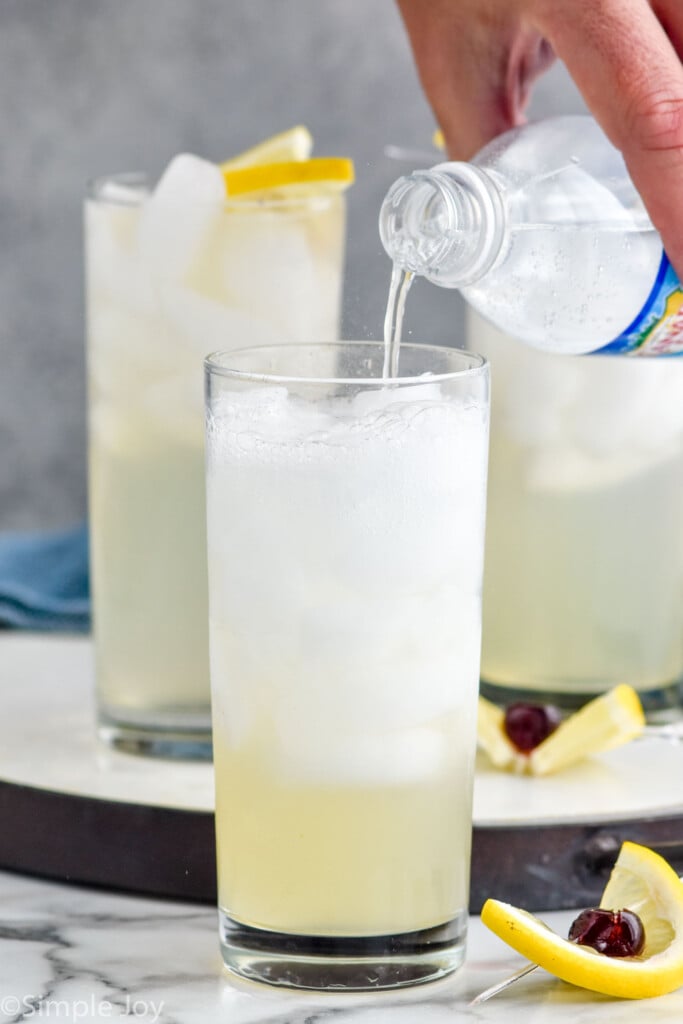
[379,165,504,287]
[379,173,458,274]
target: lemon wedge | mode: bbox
[477,695,520,770]
[223,158,355,198]
[477,685,645,776]
[482,842,683,998]
[221,126,313,170]
[529,684,645,776]
[433,128,445,151]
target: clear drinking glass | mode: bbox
[205,341,490,990]
[85,174,346,756]
[469,309,683,716]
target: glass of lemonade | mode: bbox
[85,165,345,756]
[469,309,683,715]
[205,341,489,990]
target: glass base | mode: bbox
[98,707,212,760]
[218,909,467,991]
[480,677,683,723]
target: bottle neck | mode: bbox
[379,162,506,287]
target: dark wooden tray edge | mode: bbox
[3,778,682,913]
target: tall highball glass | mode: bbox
[85,175,345,756]
[205,341,489,989]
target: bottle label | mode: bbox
[596,253,683,356]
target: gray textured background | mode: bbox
[1,0,583,530]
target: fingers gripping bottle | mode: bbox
[379,116,683,356]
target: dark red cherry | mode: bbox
[568,908,645,957]
[503,702,562,753]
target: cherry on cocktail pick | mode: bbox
[568,907,645,958]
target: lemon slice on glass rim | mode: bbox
[433,128,446,150]
[482,841,683,999]
[220,125,313,170]
[223,157,355,198]
[477,684,645,776]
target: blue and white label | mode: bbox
[597,253,683,356]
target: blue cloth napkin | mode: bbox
[0,524,90,632]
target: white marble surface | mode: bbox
[0,633,681,826]
[1,867,682,1023]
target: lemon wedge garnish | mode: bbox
[221,126,313,170]
[477,695,519,770]
[223,158,355,198]
[217,129,354,198]
[477,685,645,776]
[482,842,683,999]
[529,684,645,776]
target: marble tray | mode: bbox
[1,633,681,911]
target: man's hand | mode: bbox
[397,0,683,275]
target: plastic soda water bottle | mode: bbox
[379,116,683,356]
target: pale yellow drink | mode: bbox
[469,310,683,705]
[86,160,345,751]
[214,711,471,936]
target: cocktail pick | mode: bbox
[468,961,539,1006]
